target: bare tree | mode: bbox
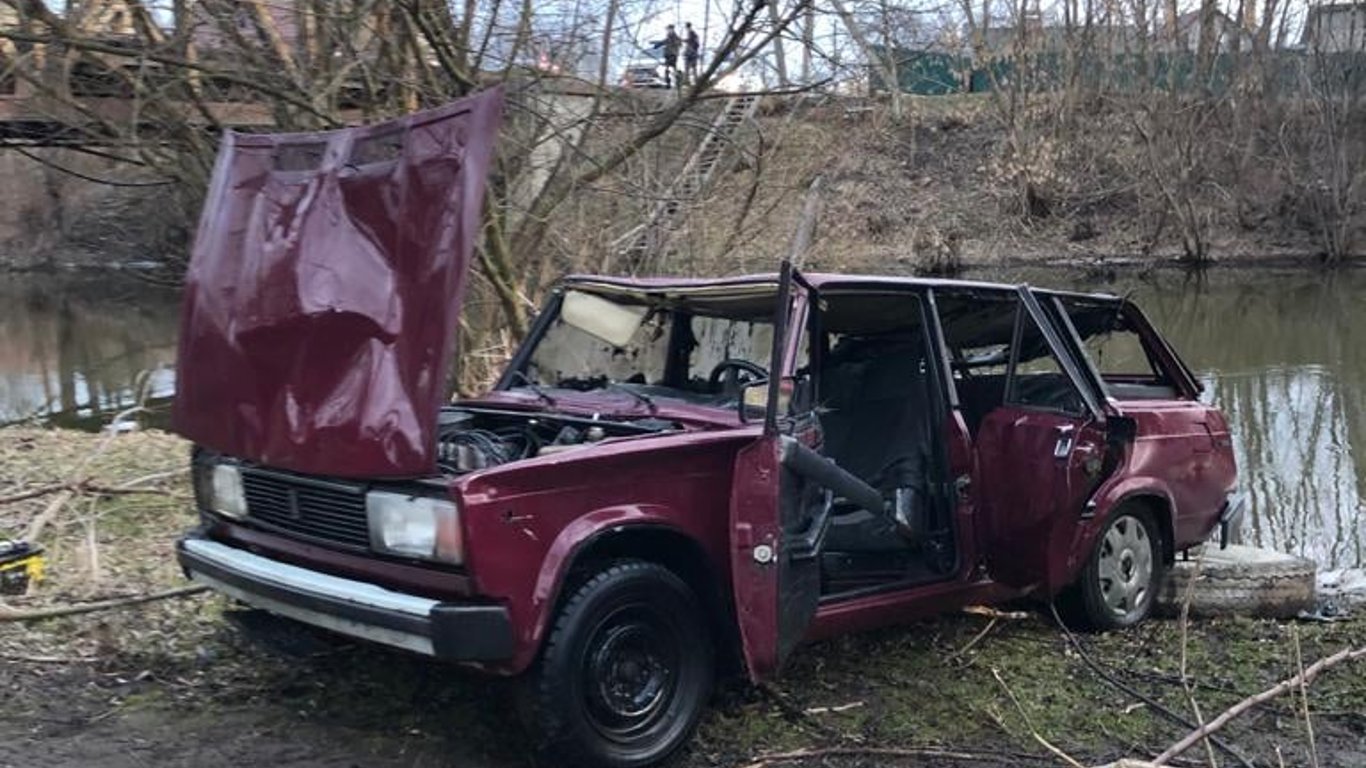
[0,0,811,341]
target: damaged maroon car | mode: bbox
[173,89,1242,767]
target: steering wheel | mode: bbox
[707,358,769,395]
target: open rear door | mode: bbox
[973,286,1112,592]
[729,263,832,680]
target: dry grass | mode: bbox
[0,427,201,660]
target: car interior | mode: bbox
[807,291,956,596]
[806,287,1101,597]
[936,290,1088,435]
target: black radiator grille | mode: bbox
[241,470,370,549]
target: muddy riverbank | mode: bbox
[1,428,1365,768]
[3,603,1364,768]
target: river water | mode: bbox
[2,268,1363,569]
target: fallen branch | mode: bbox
[0,483,68,505]
[1292,627,1321,768]
[1153,645,1366,765]
[0,652,99,664]
[1,479,179,506]
[946,616,999,665]
[803,701,865,715]
[743,746,1047,767]
[756,682,841,740]
[23,490,74,542]
[0,585,209,623]
[991,667,1085,768]
[964,605,1030,620]
[80,483,180,498]
[1175,549,1216,768]
[115,467,190,489]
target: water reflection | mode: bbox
[0,268,1362,569]
[996,268,1366,570]
[0,275,179,429]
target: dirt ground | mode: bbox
[2,428,1365,768]
[3,603,1366,768]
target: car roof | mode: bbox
[560,272,1124,304]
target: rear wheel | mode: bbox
[1065,506,1165,630]
[529,560,714,768]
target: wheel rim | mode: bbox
[581,605,679,743]
[1097,515,1154,620]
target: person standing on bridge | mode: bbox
[662,24,681,89]
[684,23,701,86]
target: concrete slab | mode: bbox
[1157,545,1316,619]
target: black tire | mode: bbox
[1064,506,1166,631]
[529,560,714,768]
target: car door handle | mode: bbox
[1053,425,1075,458]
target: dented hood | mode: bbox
[172,89,503,477]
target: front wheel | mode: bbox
[528,560,714,768]
[1065,506,1165,630]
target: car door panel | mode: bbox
[729,262,829,681]
[972,287,1111,594]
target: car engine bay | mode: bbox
[436,407,679,474]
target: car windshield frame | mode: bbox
[495,281,784,409]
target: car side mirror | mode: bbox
[736,378,799,424]
[736,379,771,424]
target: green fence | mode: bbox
[867,46,1366,97]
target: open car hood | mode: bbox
[172,89,502,477]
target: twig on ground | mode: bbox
[113,467,189,489]
[1,480,180,506]
[756,682,843,740]
[1153,645,1366,766]
[946,615,999,665]
[742,745,1051,767]
[0,653,99,664]
[990,667,1085,768]
[8,423,129,543]
[802,701,865,715]
[964,605,1030,620]
[0,585,209,623]
[1176,549,1217,768]
[1292,626,1320,768]
[24,490,74,542]
[0,483,69,505]
[83,496,101,585]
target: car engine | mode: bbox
[436,407,677,474]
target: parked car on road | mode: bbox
[622,41,671,88]
[173,89,1242,768]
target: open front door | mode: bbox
[728,263,830,681]
[973,287,1112,593]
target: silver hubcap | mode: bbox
[1098,516,1153,619]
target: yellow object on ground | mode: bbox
[0,543,45,595]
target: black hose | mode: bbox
[1047,603,1256,768]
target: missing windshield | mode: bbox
[509,287,779,407]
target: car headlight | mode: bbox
[367,492,462,564]
[208,464,247,519]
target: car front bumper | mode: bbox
[177,531,513,662]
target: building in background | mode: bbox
[1302,2,1366,52]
